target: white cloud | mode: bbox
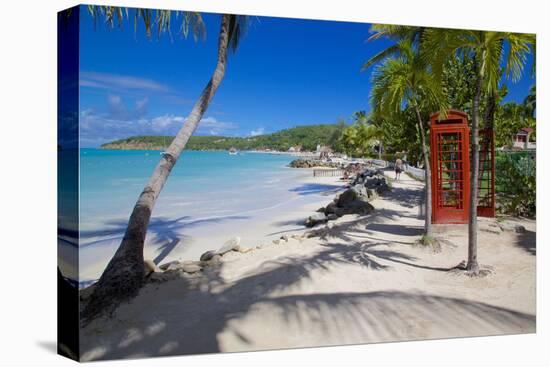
[249,127,265,136]
[151,115,186,132]
[80,71,169,92]
[103,95,149,121]
[198,117,238,132]
[80,111,240,147]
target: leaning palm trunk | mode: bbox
[82,15,232,321]
[414,106,433,237]
[467,72,483,273]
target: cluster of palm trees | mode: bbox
[339,111,384,159]
[494,86,536,147]
[362,25,535,274]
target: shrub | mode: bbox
[496,152,536,217]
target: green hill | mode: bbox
[101,123,347,152]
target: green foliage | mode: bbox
[442,55,477,114]
[101,124,349,152]
[523,85,536,118]
[338,113,383,157]
[417,235,441,252]
[496,152,536,217]
[494,102,536,147]
[78,6,248,54]
[85,5,206,40]
[369,40,447,117]
[424,30,534,98]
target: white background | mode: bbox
[0,0,547,365]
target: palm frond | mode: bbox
[227,15,249,53]
[362,44,400,71]
[503,32,533,82]
[87,6,207,41]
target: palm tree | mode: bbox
[340,124,358,157]
[80,7,249,321]
[367,111,392,160]
[523,85,536,118]
[340,112,383,158]
[368,40,447,239]
[496,102,534,147]
[353,111,384,158]
[424,29,534,274]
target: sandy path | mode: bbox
[80,168,536,361]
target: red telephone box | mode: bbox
[430,110,470,224]
[477,128,496,217]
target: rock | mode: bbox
[144,259,162,275]
[303,231,317,238]
[272,239,282,245]
[498,222,526,233]
[181,263,202,273]
[316,207,326,213]
[289,159,341,169]
[234,245,253,253]
[159,261,181,271]
[217,236,241,255]
[352,184,368,198]
[280,235,289,242]
[327,213,338,221]
[200,250,217,262]
[148,271,178,282]
[324,202,338,215]
[305,213,328,227]
[201,254,222,267]
[333,199,374,216]
[327,222,335,229]
[366,188,378,200]
[361,174,390,195]
[336,189,358,207]
[366,168,378,177]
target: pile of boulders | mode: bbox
[289,159,342,168]
[304,168,390,227]
[351,168,390,196]
[306,184,375,227]
[343,162,368,176]
[145,237,253,281]
[144,228,335,282]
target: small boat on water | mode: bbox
[228,147,238,155]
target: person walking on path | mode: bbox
[395,157,404,180]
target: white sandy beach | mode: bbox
[80,168,536,361]
[79,170,346,282]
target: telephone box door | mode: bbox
[431,126,470,224]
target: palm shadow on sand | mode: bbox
[81,225,535,361]
[80,169,534,360]
[289,183,344,196]
[80,215,250,265]
[515,229,536,256]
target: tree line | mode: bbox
[101,123,348,152]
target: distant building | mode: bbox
[513,127,535,149]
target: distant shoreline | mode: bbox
[94,146,322,158]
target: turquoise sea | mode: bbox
[60,149,340,283]
[80,149,299,225]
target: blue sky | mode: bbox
[78,7,535,147]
